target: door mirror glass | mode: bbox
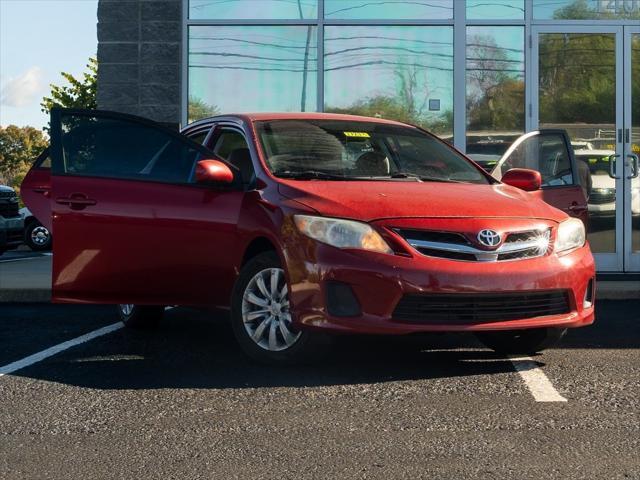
[195,159,235,184]
[502,168,541,192]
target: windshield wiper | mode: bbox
[273,170,351,180]
[391,172,461,183]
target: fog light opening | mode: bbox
[583,278,595,308]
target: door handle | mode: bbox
[32,188,50,198]
[56,193,97,210]
[627,154,639,179]
[607,153,621,179]
[568,203,588,213]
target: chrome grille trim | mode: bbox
[402,229,551,263]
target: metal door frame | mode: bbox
[531,25,625,272]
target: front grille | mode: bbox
[396,228,550,262]
[0,190,16,198]
[393,290,571,324]
[0,202,19,218]
[589,190,615,205]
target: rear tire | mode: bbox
[117,304,164,329]
[25,220,52,251]
[231,251,326,365]
[475,327,567,355]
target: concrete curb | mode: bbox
[0,282,637,303]
[0,289,51,303]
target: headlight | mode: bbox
[293,215,392,254]
[555,218,586,253]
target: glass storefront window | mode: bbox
[324,0,453,19]
[465,27,525,169]
[466,0,524,20]
[539,32,617,253]
[323,26,454,140]
[189,0,318,20]
[188,26,317,122]
[533,0,640,20]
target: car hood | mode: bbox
[278,180,567,222]
[0,185,15,193]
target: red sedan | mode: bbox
[21,109,595,364]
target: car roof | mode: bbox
[184,112,413,130]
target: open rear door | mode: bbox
[492,129,589,225]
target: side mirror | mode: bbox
[501,168,541,192]
[195,159,234,185]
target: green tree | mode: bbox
[188,97,220,123]
[0,126,48,191]
[41,57,97,128]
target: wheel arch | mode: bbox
[241,236,279,267]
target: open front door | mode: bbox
[48,109,243,306]
[491,129,589,226]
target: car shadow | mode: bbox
[7,299,638,391]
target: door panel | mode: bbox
[533,27,624,271]
[625,28,640,271]
[20,149,53,230]
[49,109,244,306]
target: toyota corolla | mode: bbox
[21,109,595,364]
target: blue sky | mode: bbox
[0,0,98,130]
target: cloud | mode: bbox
[1,66,45,107]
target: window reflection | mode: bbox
[466,0,524,19]
[189,0,318,19]
[539,33,617,253]
[324,26,454,140]
[188,26,317,122]
[465,27,524,171]
[324,0,453,19]
[533,0,640,19]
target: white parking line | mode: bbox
[0,322,123,377]
[509,356,567,402]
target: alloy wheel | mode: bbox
[119,304,135,316]
[31,226,50,246]
[241,267,301,351]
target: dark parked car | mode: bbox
[0,185,24,256]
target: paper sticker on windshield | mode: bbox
[343,131,370,138]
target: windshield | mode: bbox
[255,120,491,184]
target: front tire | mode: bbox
[475,327,567,355]
[117,304,164,329]
[231,252,323,365]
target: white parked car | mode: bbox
[575,149,640,217]
[20,207,52,251]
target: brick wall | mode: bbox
[97,0,182,128]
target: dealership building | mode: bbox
[96,0,639,273]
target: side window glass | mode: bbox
[213,129,254,185]
[495,133,574,187]
[214,130,249,160]
[57,114,203,184]
[187,130,209,145]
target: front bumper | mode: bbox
[284,230,595,335]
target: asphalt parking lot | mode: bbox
[0,300,638,479]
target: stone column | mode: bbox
[97,0,182,128]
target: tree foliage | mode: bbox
[188,97,220,123]
[41,57,97,127]
[0,126,48,189]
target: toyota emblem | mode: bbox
[477,229,501,247]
